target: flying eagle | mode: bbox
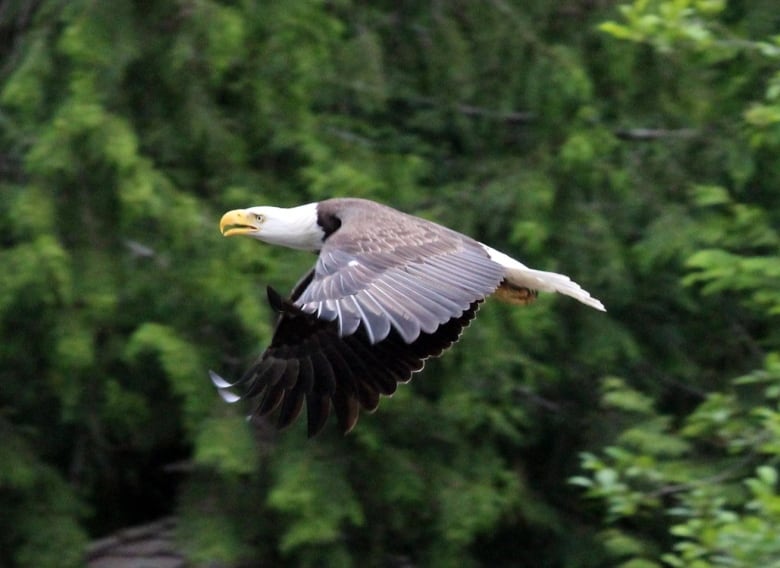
[210,198,604,436]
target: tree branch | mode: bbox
[614,127,698,141]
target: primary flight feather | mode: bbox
[211,197,604,436]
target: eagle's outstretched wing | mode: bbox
[295,198,504,344]
[212,285,481,436]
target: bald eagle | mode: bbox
[210,198,604,436]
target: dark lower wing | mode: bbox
[219,286,480,437]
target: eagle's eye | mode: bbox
[255,214,265,223]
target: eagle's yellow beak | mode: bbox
[220,209,259,237]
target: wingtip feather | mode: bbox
[218,389,242,403]
[209,370,242,403]
[209,370,234,389]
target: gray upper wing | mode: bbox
[295,201,504,344]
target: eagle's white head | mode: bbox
[219,202,324,251]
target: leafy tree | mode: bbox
[1,0,779,566]
[571,1,780,566]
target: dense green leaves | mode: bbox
[0,420,87,568]
[1,0,779,566]
[570,3,780,566]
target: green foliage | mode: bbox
[683,184,780,314]
[177,472,260,566]
[193,416,257,475]
[124,323,212,435]
[599,0,727,53]
[267,447,364,561]
[575,355,780,567]
[0,421,87,568]
[434,449,521,548]
[1,0,780,565]
[572,5,780,566]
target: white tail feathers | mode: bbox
[481,245,606,312]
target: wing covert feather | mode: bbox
[295,199,503,344]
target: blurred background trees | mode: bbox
[1,0,779,566]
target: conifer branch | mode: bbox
[614,127,698,141]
